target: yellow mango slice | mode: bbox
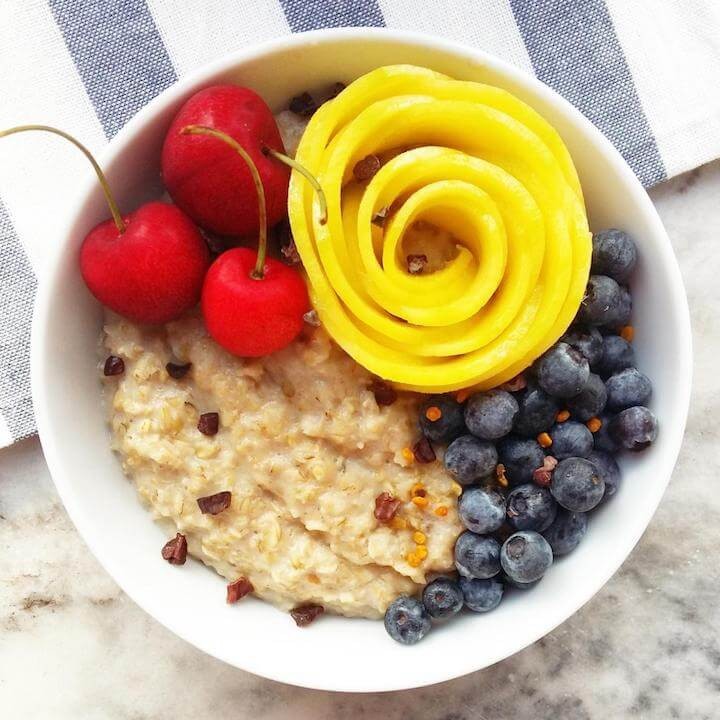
[288,65,591,393]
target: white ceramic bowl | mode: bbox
[31,28,692,692]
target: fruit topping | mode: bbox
[500,531,553,584]
[384,596,430,644]
[609,406,658,451]
[591,229,637,282]
[537,342,590,398]
[464,390,519,441]
[422,577,464,619]
[454,531,501,579]
[551,458,604,512]
[287,65,592,393]
[548,421,593,459]
[418,395,466,442]
[0,125,210,325]
[458,487,506,534]
[506,483,558,532]
[162,86,289,236]
[444,435,498,485]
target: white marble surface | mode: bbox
[2,162,719,719]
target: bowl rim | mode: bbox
[31,27,693,692]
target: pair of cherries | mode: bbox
[0,85,315,357]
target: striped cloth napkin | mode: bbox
[2,0,719,448]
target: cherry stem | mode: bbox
[262,147,327,225]
[181,125,268,279]
[0,124,126,233]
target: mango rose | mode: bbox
[288,64,591,393]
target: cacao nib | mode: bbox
[197,412,219,436]
[374,492,401,522]
[227,577,254,604]
[407,254,428,275]
[353,154,381,181]
[289,92,317,117]
[197,491,232,515]
[372,206,389,227]
[412,436,436,464]
[161,533,187,565]
[290,604,324,627]
[103,356,124,376]
[166,362,191,379]
[369,379,397,406]
[280,238,302,266]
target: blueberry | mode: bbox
[605,367,652,411]
[588,450,621,500]
[592,229,638,282]
[512,385,559,437]
[506,483,558,532]
[542,508,588,556]
[459,576,504,612]
[562,325,603,366]
[498,436,545,486]
[595,334,635,377]
[551,457,605,511]
[384,596,431,645]
[609,406,658,451]
[454,531,501,579]
[593,411,619,453]
[500,531,553,584]
[421,577,464,619]
[458,487,506,534]
[548,421,594,459]
[566,373,607,422]
[537,342,590,398]
[464,390,519,440]
[578,275,624,327]
[419,395,465,443]
[444,435,498,485]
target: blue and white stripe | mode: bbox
[510,0,666,186]
[1,0,718,446]
[49,0,178,139]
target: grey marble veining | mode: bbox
[2,161,720,719]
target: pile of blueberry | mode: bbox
[384,229,659,645]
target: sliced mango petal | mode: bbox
[288,65,591,392]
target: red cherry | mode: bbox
[202,247,309,357]
[80,202,209,324]
[161,85,289,236]
[0,125,209,325]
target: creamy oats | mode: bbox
[103,312,462,618]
